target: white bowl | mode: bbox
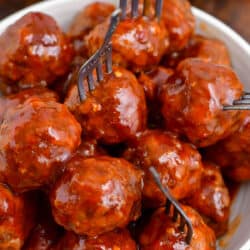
[0,1,250,249]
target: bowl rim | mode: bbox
[192,7,250,55]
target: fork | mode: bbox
[119,0,163,20]
[224,92,250,110]
[77,0,164,101]
[149,167,193,244]
[77,9,121,101]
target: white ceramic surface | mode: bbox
[0,1,250,249]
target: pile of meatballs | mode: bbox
[0,0,248,249]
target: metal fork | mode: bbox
[77,9,121,101]
[119,0,163,20]
[224,92,250,110]
[149,167,193,244]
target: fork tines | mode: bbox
[77,43,112,101]
[77,9,121,102]
[119,0,163,20]
[224,92,250,110]
[149,167,193,244]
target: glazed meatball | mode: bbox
[162,0,195,51]
[160,58,243,147]
[0,184,37,250]
[164,35,231,68]
[0,12,73,88]
[124,130,203,207]
[184,161,230,237]
[205,111,250,181]
[138,67,174,101]
[54,229,136,250]
[139,205,216,250]
[65,66,147,144]
[68,2,115,39]
[85,16,169,72]
[50,156,143,236]
[0,97,82,192]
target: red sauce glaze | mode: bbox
[139,205,216,250]
[125,0,194,52]
[50,156,143,236]
[124,130,203,208]
[160,58,243,147]
[122,0,194,53]
[85,16,169,72]
[68,2,115,39]
[0,87,58,123]
[64,66,147,145]
[163,35,231,68]
[54,229,137,250]
[162,0,195,52]
[0,12,74,88]
[0,184,37,250]
[68,2,115,56]
[0,97,82,193]
[205,111,250,181]
[0,1,243,245]
[184,161,230,237]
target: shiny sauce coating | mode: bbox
[0,12,73,88]
[160,58,243,147]
[124,130,203,207]
[50,156,143,236]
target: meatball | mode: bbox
[139,205,216,250]
[54,229,137,250]
[184,161,230,237]
[124,130,203,208]
[50,156,143,236]
[85,17,169,72]
[120,0,194,52]
[0,184,37,250]
[160,58,243,147]
[164,35,231,68]
[205,111,250,181]
[64,66,147,145]
[0,12,73,88]
[68,2,115,39]
[162,0,195,51]
[0,97,82,192]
